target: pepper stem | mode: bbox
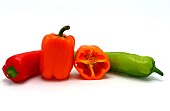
[6,66,18,78]
[153,66,163,76]
[58,25,70,37]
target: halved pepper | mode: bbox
[40,25,75,80]
[74,45,110,80]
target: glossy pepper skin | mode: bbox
[40,26,75,80]
[106,52,163,77]
[74,45,110,80]
[2,51,41,83]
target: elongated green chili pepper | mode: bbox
[105,52,163,77]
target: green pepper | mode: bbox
[105,52,163,77]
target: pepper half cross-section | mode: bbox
[74,45,110,80]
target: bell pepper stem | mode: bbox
[58,25,70,37]
[6,66,18,78]
[153,66,163,76]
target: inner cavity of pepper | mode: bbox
[76,50,108,78]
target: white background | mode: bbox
[0,0,170,111]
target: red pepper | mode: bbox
[2,51,41,83]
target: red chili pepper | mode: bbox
[2,51,41,83]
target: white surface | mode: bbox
[0,0,170,111]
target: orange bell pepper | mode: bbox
[74,45,110,80]
[40,25,75,80]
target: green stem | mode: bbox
[6,66,18,78]
[58,25,70,37]
[153,66,163,76]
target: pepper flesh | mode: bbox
[40,26,75,80]
[106,52,163,77]
[74,45,110,80]
[2,51,41,83]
